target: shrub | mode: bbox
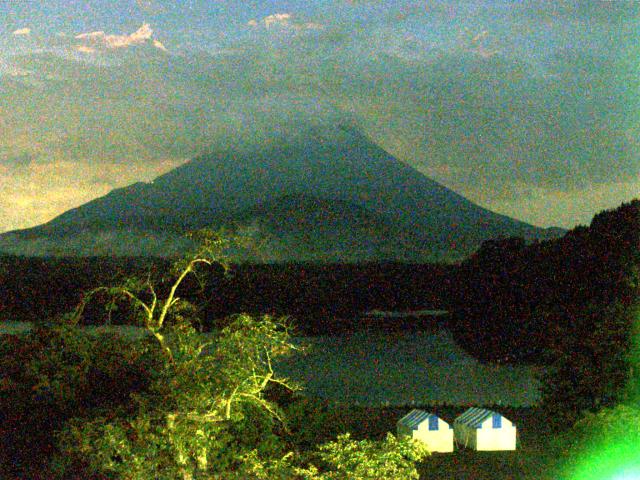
[540,300,638,430]
[0,324,160,478]
[550,403,640,479]
[54,315,299,479]
[231,432,429,480]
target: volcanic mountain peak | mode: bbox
[0,127,564,260]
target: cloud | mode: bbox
[486,178,640,229]
[264,13,292,29]
[0,62,30,77]
[250,13,324,31]
[519,1,640,24]
[74,45,96,54]
[153,39,167,52]
[294,22,324,31]
[460,28,499,59]
[0,160,110,233]
[472,30,488,44]
[12,28,31,36]
[136,0,166,14]
[0,152,34,167]
[74,23,166,52]
[75,23,152,48]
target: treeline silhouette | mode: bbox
[446,199,639,427]
[1,199,636,358]
[0,256,453,334]
[204,262,452,334]
[0,256,160,323]
[447,198,639,365]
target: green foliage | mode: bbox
[540,300,637,430]
[54,315,299,479]
[450,199,639,366]
[3,231,434,478]
[307,432,429,479]
[0,324,160,477]
[1,316,431,480]
[284,397,353,449]
[51,232,302,479]
[229,432,429,480]
[550,403,640,479]
[562,404,640,454]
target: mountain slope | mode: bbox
[0,126,563,260]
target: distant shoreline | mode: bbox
[363,309,449,318]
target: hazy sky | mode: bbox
[0,0,638,232]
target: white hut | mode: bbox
[397,409,454,453]
[453,407,516,451]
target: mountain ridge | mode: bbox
[0,126,565,261]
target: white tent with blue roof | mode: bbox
[397,409,454,452]
[453,407,516,451]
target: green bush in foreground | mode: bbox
[539,300,637,431]
[53,315,300,478]
[235,432,429,480]
[50,316,428,479]
[0,324,160,477]
[550,403,640,479]
[306,432,429,479]
[46,231,428,479]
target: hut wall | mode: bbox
[413,426,454,452]
[476,423,517,451]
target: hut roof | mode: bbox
[398,409,443,430]
[455,407,502,428]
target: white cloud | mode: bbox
[75,45,96,54]
[12,27,31,36]
[251,13,324,32]
[264,13,292,29]
[74,23,163,51]
[75,31,104,42]
[126,23,154,44]
[153,39,168,52]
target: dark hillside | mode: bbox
[0,126,563,260]
[448,199,639,364]
[446,198,639,426]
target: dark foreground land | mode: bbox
[417,417,553,480]
[295,403,556,480]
